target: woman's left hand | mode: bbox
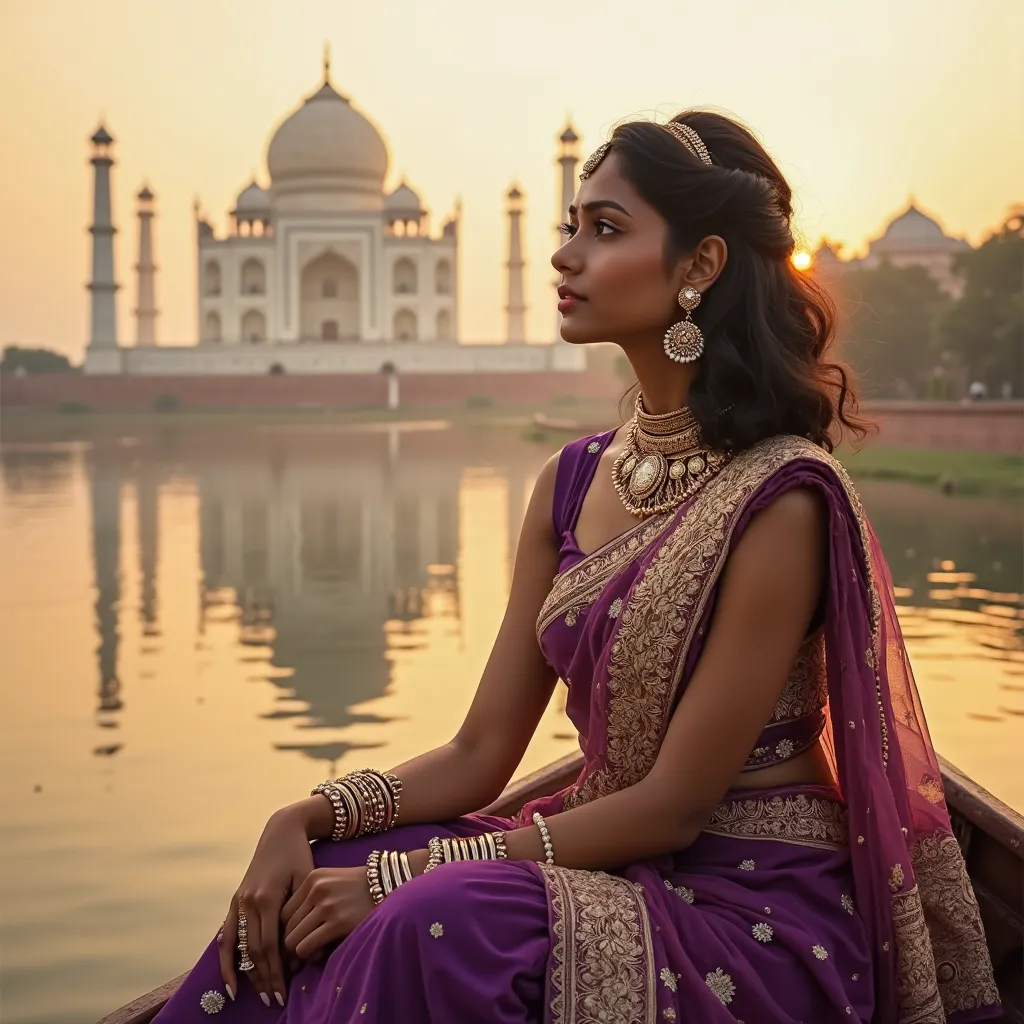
[281,867,376,959]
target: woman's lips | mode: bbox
[557,285,585,313]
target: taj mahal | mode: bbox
[83,53,586,377]
[81,56,972,379]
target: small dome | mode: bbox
[266,77,388,195]
[235,179,271,213]
[881,204,946,243]
[385,181,423,214]
[560,124,579,143]
[91,124,113,145]
[137,185,154,201]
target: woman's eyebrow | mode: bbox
[568,200,633,218]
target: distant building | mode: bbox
[813,201,971,295]
[83,54,585,377]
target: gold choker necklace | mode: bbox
[612,395,730,517]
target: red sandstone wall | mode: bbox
[1,376,1020,454]
[860,401,1023,456]
[0,371,624,412]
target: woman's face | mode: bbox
[552,151,682,348]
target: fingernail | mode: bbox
[225,984,235,1002]
[275,991,285,1006]
[260,992,271,1007]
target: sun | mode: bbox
[791,250,813,271]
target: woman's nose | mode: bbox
[551,238,579,275]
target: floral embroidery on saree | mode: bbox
[904,834,1001,1018]
[536,516,673,641]
[891,885,946,1024]
[771,632,827,721]
[703,792,848,850]
[539,865,657,1024]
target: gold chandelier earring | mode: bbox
[662,286,704,363]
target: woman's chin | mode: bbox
[558,316,601,346]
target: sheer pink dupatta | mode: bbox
[824,469,1000,1023]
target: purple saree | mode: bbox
[155,433,999,1024]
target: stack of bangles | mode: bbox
[366,833,510,906]
[311,768,403,841]
[364,813,557,906]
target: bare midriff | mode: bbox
[729,739,835,792]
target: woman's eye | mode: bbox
[558,222,577,237]
[595,220,618,236]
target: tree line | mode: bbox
[829,208,1023,399]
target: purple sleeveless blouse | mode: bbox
[546,431,827,771]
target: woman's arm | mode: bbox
[290,450,564,840]
[408,485,828,871]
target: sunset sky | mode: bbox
[1,0,1021,360]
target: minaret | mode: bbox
[556,123,580,338]
[134,185,158,347]
[505,184,526,343]
[87,124,119,349]
[558,122,580,224]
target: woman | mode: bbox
[156,112,1000,1023]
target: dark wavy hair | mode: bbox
[608,111,868,453]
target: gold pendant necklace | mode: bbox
[611,394,731,517]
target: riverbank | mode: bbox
[0,398,623,441]
[839,444,1023,499]
[2,405,1019,498]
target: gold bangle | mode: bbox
[379,849,396,896]
[388,850,405,889]
[492,831,508,859]
[424,837,445,872]
[366,850,385,905]
[398,851,414,884]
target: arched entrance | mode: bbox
[240,258,266,295]
[202,310,222,342]
[300,251,359,341]
[393,309,417,341]
[241,309,266,342]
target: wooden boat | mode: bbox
[100,752,1022,1023]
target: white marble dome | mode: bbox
[385,181,424,215]
[234,179,271,213]
[881,204,945,242]
[267,79,388,195]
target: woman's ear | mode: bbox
[680,235,728,293]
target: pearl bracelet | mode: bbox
[532,812,555,866]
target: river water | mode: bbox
[1,422,1021,1023]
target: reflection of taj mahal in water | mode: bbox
[83,428,537,761]
[83,50,586,378]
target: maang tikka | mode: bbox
[663,286,704,363]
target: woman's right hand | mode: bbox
[217,804,318,1007]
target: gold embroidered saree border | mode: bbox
[539,865,657,1024]
[536,514,673,640]
[703,791,848,850]
[902,833,1001,1020]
